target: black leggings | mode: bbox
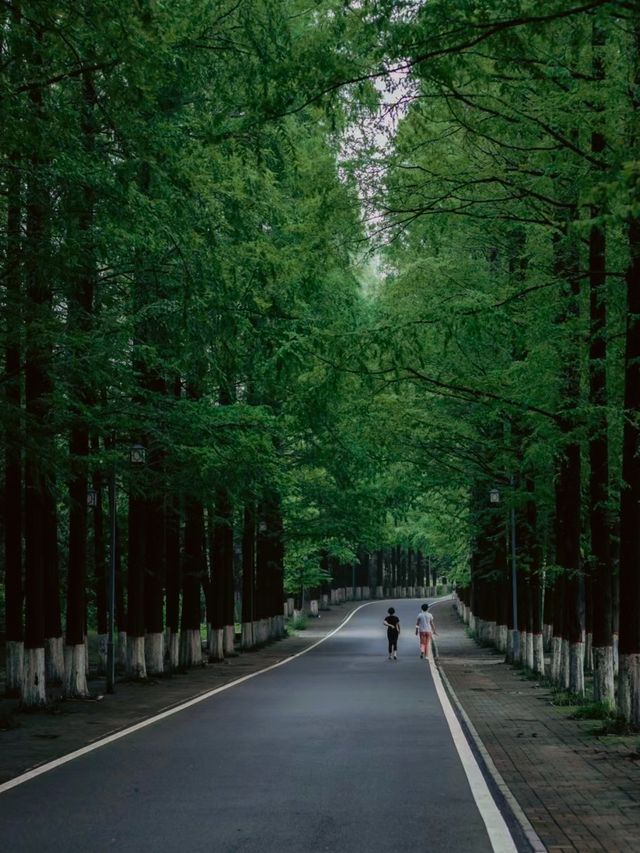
[387,630,398,654]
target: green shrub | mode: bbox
[287,613,308,633]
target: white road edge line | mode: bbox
[428,654,518,853]
[0,602,375,796]
[435,661,547,853]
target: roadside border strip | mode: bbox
[430,599,547,853]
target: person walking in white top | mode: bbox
[415,603,437,659]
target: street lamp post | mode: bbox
[489,485,519,661]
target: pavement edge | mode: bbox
[430,607,547,853]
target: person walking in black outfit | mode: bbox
[383,607,400,660]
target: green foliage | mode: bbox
[286,612,308,633]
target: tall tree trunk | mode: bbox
[618,220,640,722]
[553,219,584,695]
[208,504,225,660]
[164,377,182,669]
[144,494,165,675]
[587,13,614,709]
[22,33,49,705]
[64,71,97,696]
[127,489,147,678]
[555,444,583,694]
[91,435,107,675]
[241,504,256,650]
[180,498,204,667]
[165,497,181,670]
[4,144,23,696]
[215,487,235,656]
[525,480,544,674]
[617,14,640,727]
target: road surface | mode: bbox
[0,600,508,852]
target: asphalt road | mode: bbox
[0,600,496,852]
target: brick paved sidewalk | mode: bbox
[431,599,640,853]
[0,604,352,786]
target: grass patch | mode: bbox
[286,613,308,633]
[569,702,616,721]
[550,690,589,707]
[591,716,638,736]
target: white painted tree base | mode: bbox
[618,653,640,725]
[118,631,128,670]
[551,636,562,683]
[613,633,619,676]
[84,635,90,675]
[6,640,24,694]
[167,630,180,669]
[127,635,147,679]
[505,630,515,663]
[526,632,534,670]
[179,628,202,668]
[223,625,236,656]
[208,628,224,662]
[559,639,570,690]
[97,633,108,675]
[533,633,545,676]
[241,622,254,650]
[250,620,260,645]
[569,641,585,695]
[584,633,593,673]
[519,631,528,667]
[375,586,383,599]
[45,636,65,685]
[543,624,553,652]
[64,644,90,698]
[496,625,508,653]
[21,647,46,707]
[592,645,615,710]
[469,612,476,634]
[145,632,164,675]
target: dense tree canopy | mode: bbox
[1,1,639,725]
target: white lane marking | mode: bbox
[427,649,518,852]
[0,602,375,796]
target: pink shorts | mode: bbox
[419,631,432,651]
